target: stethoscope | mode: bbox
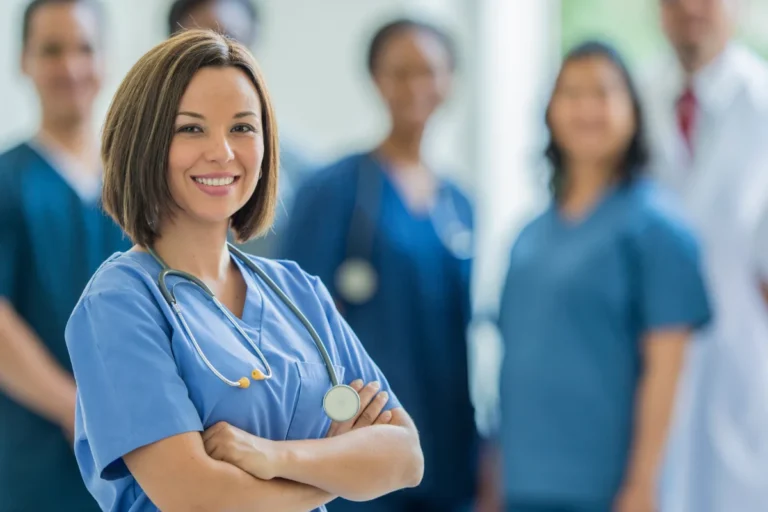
[147,243,361,423]
[335,155,473,305]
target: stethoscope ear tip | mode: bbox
[238,377,251,389]
[251,369,266,381]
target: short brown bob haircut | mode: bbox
[101,29,279,247]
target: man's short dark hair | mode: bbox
[167,0,260,40]
[22,0,103,48]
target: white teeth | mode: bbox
[194,176,235,186]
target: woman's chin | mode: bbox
[187,210,239,229]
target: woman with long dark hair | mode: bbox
[497,42,712,512]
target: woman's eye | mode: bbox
[176,125,202,134]
[232,124,256,134]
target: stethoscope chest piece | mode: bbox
[335,257,378,305]
[323,384,361,422]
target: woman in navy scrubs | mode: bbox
[281,18,479,512]
[497,42,712,512]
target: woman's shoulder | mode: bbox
[66,252,171,351]
[623,178,692,225]
[304,152,368,188]
[77,251,162,305]
[621,177,700,247]
[240,254,328,300]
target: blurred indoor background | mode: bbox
[2,0,768,434]
[2,1,768,510]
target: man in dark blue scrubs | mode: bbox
[0,1,129,510]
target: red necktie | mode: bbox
[676,87,697,155]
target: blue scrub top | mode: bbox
[281,152,479,505]
[0,142,129,512]
[65,251,400,512]
[498,178,712,506]
[236,140,314,257]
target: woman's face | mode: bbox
[548,55,635,168]
[372,29,453,130]
[167,66,263,230]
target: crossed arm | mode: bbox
[124,381,424,512]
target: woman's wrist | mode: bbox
[267,440,299,480]
[240,438,295,481]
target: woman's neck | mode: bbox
[378,124,425,168]
[560,162,615,217]
[38,115,100,173]
[150,219,231,281]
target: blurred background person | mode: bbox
[167,0,314,258]
[0,0,129,511]
[497,42,711,512]
[281,18,483,512]
[642,1,768,510]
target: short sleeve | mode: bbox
[66,284,203,480]
[310,275,402,412]
[0,169,21,300]
[279,173,351,296]
[633,213,712,332]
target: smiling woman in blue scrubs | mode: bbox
[64,29,423,512]
[281,18,480,512]
[497,42,712,512]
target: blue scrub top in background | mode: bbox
[498,178,712,507]
[281,152,479,508]
[0,142,129,512]
[236,140,314,257]
[66,252,400,512]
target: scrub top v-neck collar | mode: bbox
[368,152,448,223]
[26,138,102,205]
[230,251,266,335]
[550,183,621,232]
[126,249,266,345]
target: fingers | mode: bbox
[374,410,393,425]
[326,380,387,437]
[202,421,228,443]
[349,379,365,393]
[340,381,379,430]
[354,381,381,417]
[355,380,380,412]
[202,430,219,458]
[354,391,389,428]
[326,380,365,438]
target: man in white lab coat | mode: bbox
[643,1,768,510]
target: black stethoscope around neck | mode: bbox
[334,155,473,306]
[146,243,361,422]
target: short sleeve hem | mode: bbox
[96,412,203,480]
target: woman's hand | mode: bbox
[326,379,393,438]
[203,422,281,480]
